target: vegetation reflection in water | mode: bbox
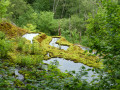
[43,37,99,82]
[49,38,69,50]
[43,58,99,83]
[22,33,39,43]
[22,34,100,83]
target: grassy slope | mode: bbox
[0,22,102,68]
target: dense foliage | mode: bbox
[86,0,120,89]
[0,31,11,58]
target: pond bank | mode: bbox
[22,32,102,68]
[22,33,101,82]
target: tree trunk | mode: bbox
[61,0,66,18]
[58,24,61,36]
[54,0,60,14]
[79,31,81,44]
[53,0,56,13]
[78,0,81,17]
[69,15,72,39]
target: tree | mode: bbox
[36,11,58,35]
[0,0,10,20]
[32,0,52,12]
[24,0,35,4]
[86,0,120,89]
[8,0,32,24]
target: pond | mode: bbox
[49,38,69,50]
[43,58,99,82]
[77,45,97,54]
[22,33,39,43]
[23,33,99,83]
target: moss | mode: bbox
[33,32,47,43]
[7,33,44,66]
[56,36,73,46]
[0,22,29,38]
[35,34,102,68]
[44,55,51,60]
[8,52,17,62]
[2,23,102,68]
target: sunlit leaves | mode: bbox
[86,0,120,89]
[0,32,11,58]
[36,11,58,35]
[0,0,10,19]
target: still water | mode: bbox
[23,34,99,83]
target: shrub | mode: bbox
[15,55,43,66]
[0,31,5,39]
[30,42,43,55]
[17,37,26,51]
[36,11,58,35]
[23,24,36,32]
[0,31,11,58]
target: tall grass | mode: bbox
[15,55,43,66]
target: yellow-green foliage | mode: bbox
[33,32,47,43]
[35,33,102,68]
[15,54,43,66]
[56,36,73,46]
[0,22,29,38]
[33,32,52,55]
[7,33,44,66]
[8,52,17,62]
[2,23,102,68]
[8,52,43,66]
[23,24,36,32]
[14,79,25,87]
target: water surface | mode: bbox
[22,33,39,43]
[49,38,69,50]
[23,34,99,83]
[43,58,98,82]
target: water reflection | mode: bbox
[79,45,97,54]
[22,33,39,43]
[49,38,69,50]
[22,34,99,82]
[43,58,99,83]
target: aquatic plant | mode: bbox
[35,33,102,68]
